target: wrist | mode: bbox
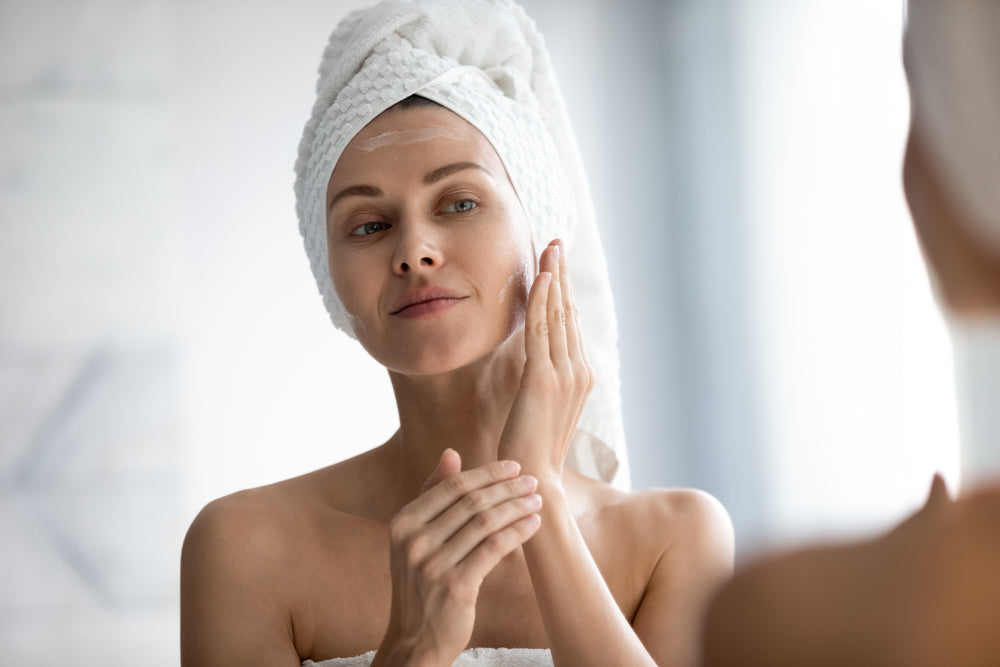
[374,631,449,667]
[506,457,563,488]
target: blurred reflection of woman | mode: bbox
[180,2,734,665]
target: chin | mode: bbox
[381,326,525,377]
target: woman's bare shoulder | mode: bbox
[181,484,311,599]
[571,475,734,581]
[633,486,733,543]
[180,451,392,664]
[570,472,732,544]
[184,447,389,553]
[180,484,308,664]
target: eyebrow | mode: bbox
[423,161,490,186]
[327,162,491,213]
[328,184,383,212]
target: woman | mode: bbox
[180,1,733,665]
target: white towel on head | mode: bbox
[904,0,1000,251]
[294,0,630,490]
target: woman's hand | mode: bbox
[498,240,594,483]
[374,449,543,667]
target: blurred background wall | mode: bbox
[0,0,956,664]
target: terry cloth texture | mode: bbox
[303,647,554,666]
[905,0,1000,250]
[294,0,629,490]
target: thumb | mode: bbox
[421,448,461,493]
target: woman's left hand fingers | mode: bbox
[545,244,571,369]
[500,239,594,476]
[524,270,552,365]
[558,241,587,369]
[556,242,593,426]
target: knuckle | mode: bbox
[441,571,475,604]
[443,474,473,497]
[533,319,550,337]
[488,462,510,483]
[505,477,527,494]
[471,510,495,532]
[418,557,442,582]
[460,489,488,513]
[482,531,511,556]
[389,515,412,543]
[554,307,567,326]
[403,533,430,563]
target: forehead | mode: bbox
[328,105,506,190]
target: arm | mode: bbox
[180,494,302,667]
[630,490,735,666]
[501,240,735,665]
[522,482,654,666]
[523,482,732,667]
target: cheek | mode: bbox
[330,255,374,330]
[499,256,531,302]
[498,254,533,331]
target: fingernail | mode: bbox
[527,493,542,508]
[502,460,520,475]
[518,475,538,491]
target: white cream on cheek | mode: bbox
[355,125,466,153]
[499,259,532,343]
[498,258,530,305]
[345,310,367,338]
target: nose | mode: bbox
[392,220,442,275]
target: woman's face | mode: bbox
[326,104,534,375]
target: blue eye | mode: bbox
[444,199,477,213]
[351,221,390,236]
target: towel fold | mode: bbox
[905,0,1000,249]
[303,647,553,666]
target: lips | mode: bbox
[389,286,467,317]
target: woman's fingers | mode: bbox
[525,269,553,365]
[420,448,462,494]
[402,460,522,525]
[546,245,570,369]
[406,473,539,560]
[556,242,594,432]
[452,512,542,582]
[430,476,539,552]
[422,489,543,577]
[558,241,586,366]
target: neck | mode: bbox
[382,332,526,499]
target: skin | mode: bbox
[180,106,735,666]
[701,14,1000,665]
[702,477,1000,667]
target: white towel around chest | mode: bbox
[303,647,553,666]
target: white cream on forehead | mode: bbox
[355,125,467,153]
